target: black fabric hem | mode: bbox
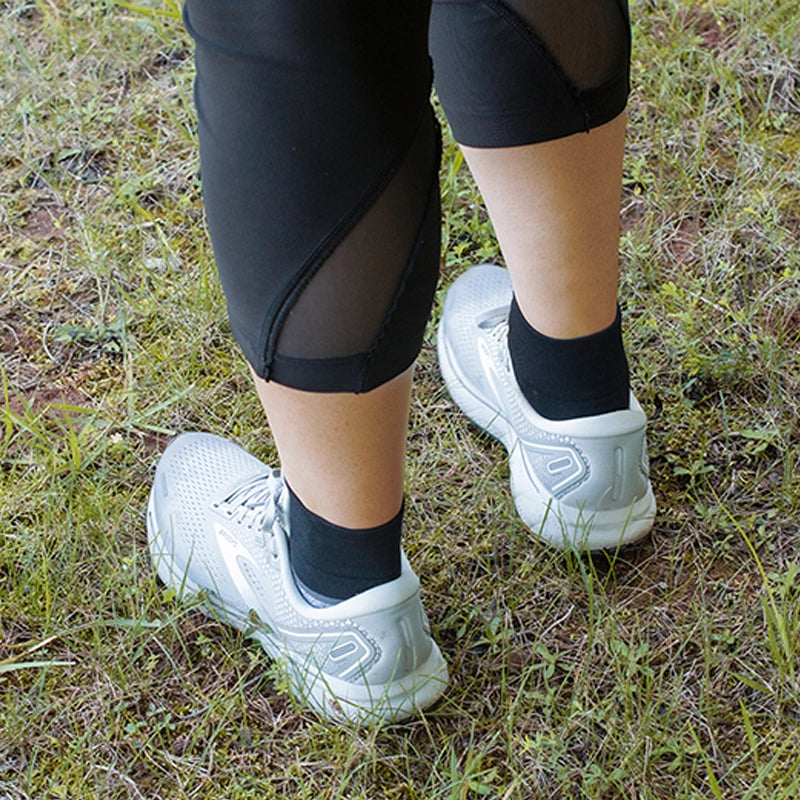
[444,73,629,148]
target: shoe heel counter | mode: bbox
[566,426,651,513]
[357,593,435,686]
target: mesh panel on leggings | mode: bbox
[267,110,441,392]
[501,0,628,91]
[275,120,435,362]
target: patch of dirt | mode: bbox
[20,205,67,242]
[0,308,102,426]
[763,300,800,336]
[651,6,738,54]
[1,314,43,392]
[665,215,701,266]
[5,383,89,423]
[620,199,645,234]
[680,8,737,53]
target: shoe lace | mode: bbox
[215,471,286,558]
[480,310,512,374]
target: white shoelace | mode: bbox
[481,311,512,375]
[216,471,286,555]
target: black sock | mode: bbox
[507,297,630,421]
[287,485,402,605]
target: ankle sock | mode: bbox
[287,485,402,607]
[507,297,630,421]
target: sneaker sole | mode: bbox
[146,489,448,724]
[437,318,656,551]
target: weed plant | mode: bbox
[1,1,799,798]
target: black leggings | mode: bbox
[185,0,631,392]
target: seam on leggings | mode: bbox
[357,111,442,391]
[257,105,432,381]
[481,0,592,132]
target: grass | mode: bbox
[1,0,799,797]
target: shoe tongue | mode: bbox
[477,308,508,330]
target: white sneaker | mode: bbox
[437,264,656,550]
[146,433,448,724]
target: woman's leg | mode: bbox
[185,0,441,601]
[432,0,655,546]
[148,0,449,723]
[252,367,412,530]
[433,0,631,341]
[460,113,626,341]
